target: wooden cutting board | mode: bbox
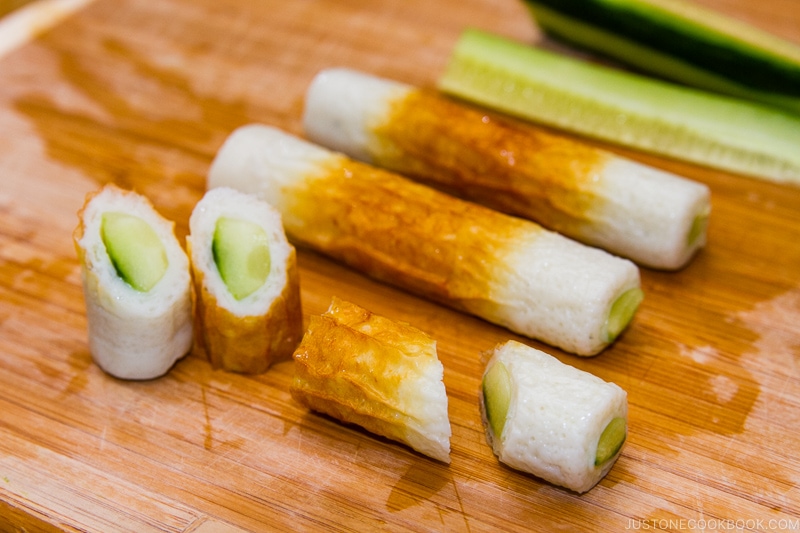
[1,0,799,531]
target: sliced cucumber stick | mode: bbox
[101,211,168,292]
[525,0,800,114]
[438,29,800,184]
[212,217,271,300]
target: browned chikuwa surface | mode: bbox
[1,1,799,531]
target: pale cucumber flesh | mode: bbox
[482,360,512,439]
[101,211,168,292]
[687,209,710,249]
[212,217,271,300]
[438,29,800,184]
[605,288,644,342]
[595,416,627,466]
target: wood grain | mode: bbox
[0,0,799,531]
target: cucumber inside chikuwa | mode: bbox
[524,0,800,115]
[687,207,710,249]
[438,29,800,185]
[101,211,168,292]
[605,288,644,343]
[595,416,627,466]
[212,216,272,300]
[482,360,512,439]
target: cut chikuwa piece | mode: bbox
[207,125,642,356]
[303,68,710,270]
[290,297,451,462]
[480,340,628,493]
[73,184,193,380]
[187,187,303,374]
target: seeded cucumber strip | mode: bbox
[525,0,800,114]
[212,217,271,300]
[438,29,800,185]
[101,212,168,292]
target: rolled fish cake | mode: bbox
[480,340,628,493]
[303,67,711,270]
[187,187,303,374]
[290,297,451,463]
[73,184,193,380]
[207,125,642,356]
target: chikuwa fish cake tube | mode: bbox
[302,68,711,270]
[290,297,451,462]
[73,184,193,380]
[207,125,642,356]
[187,187,303,374]
[480,340,628,493]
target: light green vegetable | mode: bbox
[212,217,271,300]
[687,208,710,249]
[101,212,168,292]
[595,417,627,466]
[605,288,644,343]
[524,0,800,115]
[482,360,512,439]
[438,29,800,185]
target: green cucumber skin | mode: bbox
[525,0,800,93]
[528,3,800,115]
[438,29,800,184]
[525,0,800,112]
